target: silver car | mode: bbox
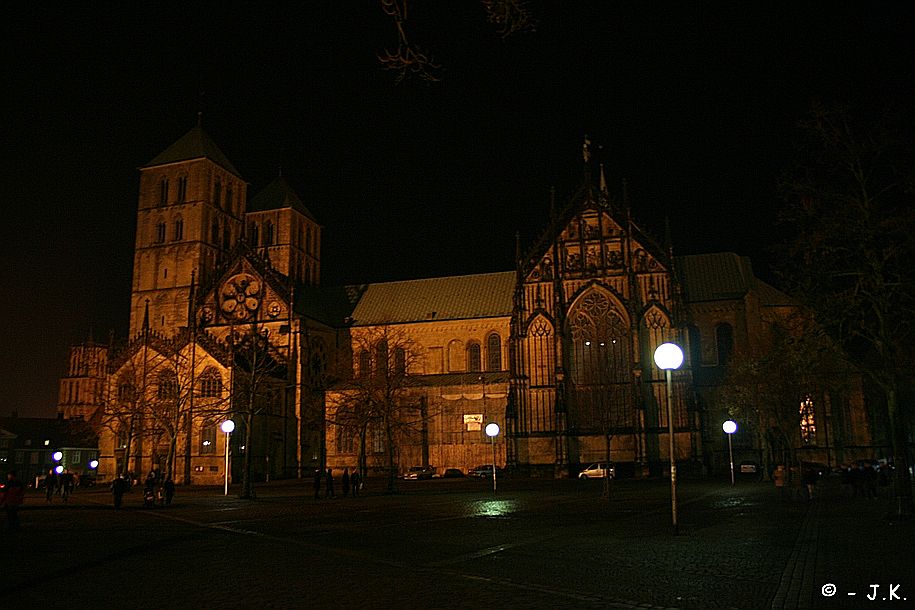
[578,462,615,479]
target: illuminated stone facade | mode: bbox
[60,127,872,483]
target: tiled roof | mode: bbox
[143,126,242,176]
[350,272,516,325]
[249,176,317,221]
[675,253,755,302]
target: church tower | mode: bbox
[246,175,321,286]
[129,124,247,337]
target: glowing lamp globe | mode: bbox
[653,343,684,371]
[485,422,500,438]
[52,451,63,462]
[723,420,737,435]
[221,420,236,434]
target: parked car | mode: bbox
[577,462,615,480]
[403,466,436,480]
[468,465,503,478]
[442,468,465,478]
[739,461,759,474]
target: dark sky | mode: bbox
[2,2,913,418]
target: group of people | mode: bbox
[44,469,77,502]
[314,467,361,499]
[838,462,888,499]
[772,461,891,500]
[110,470,175,509]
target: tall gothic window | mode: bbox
[173,218,184,241]
[177,176,187,202]
[226,185,233,212]
[156,371,178,400]
[467,342,482,372]
[159,178,169,206]
[716,323,734,365]
[211,219,219,244]
[393,347,406,376]
[358,351,371,378]
[527,316,554,387]
[567,289,631,432]
[200,425,216,454]
[155,221,166,244]
[214,179,222,208]
[249,222,259,247]
[800,396,816,444]
[486,333,502,371]
[264,221,274,246]
[199,369,222,398]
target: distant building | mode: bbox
[58,126,873,484]
[0,415,99,485]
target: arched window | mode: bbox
[716,323,734,366]
[211,219,219,244]
[393,347,406,375]
[177,175,187,202]
[156,371,178,400]
[173,218,184,241]
[486,333,502,371]
[222,225,231,250]
[374,340,388,377]
[358,351,371,378]
[155,221,166,244]
[199,368,222,398]
[200,425,216,454]
[800,396,816,444]
[264,221,274,246]
[117,381,136,403]
[159,178,169,206]
[249,222,259,247]
[567,289,632,432]
[306,225,312,253]
[214,178,222,208]
[225,185,233,211]
[467,342,482,372]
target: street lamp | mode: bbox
[723,420,737,485]
[485,422,500,492]
[654,342,683,535]
[221,419,235,496]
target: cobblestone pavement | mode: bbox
[1,474,911,609]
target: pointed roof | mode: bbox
[143,125,242,176]
[248,176,317,221]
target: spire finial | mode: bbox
[582,134,591,164]
[196,111,203,128]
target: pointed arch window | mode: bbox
[155,221,166,244]
[200,425,216,454]
[264,221,275,246]
[249,222,259,247]
[225,185,233,212]
[358,351,371,378]
[173,218,184,241]
[159,178,169,206]
[486,333,502,371]
[156,371,178,400]
[527,316,555,386]
[199,368,222,398]
[393,347,406,376]
[716,323,734,366]
[211,219,219,244]
[467,342,482,372]
[222,225,231,250]
[800,396,816,444]
[214,179,222,208]
[447,340,465,372]
[177,176,187,202]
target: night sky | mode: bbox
[2,2,913,418]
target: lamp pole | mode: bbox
[221,419,235,496]
[654,342,684,535]
[485,422,500,493]
[723,420,737,485]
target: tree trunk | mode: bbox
[886,388,914,519]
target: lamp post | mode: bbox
[723,420,737,485]
[653,342,683,535]
[485,422,500,492]
[221,419,235,496]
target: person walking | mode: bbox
[313,468,322,500]
[325,468,335,498]
[1,470,26,530]
[45,469,57,503]
[350,469,360,497]
[773,465,786,499]
[342,468,350,498]
[163,478,175,506]
[112,475,129,509]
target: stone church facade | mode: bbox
[58,126,873,484]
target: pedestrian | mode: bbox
[342,467,350,497]
[350,468,360,497]
[112,475,129,509]
[313,468,322,500]
[45,469,57,503]
[773,465,786,499]
[1,470,26,530]
[802,466,818,500]
[61,469,74,502]
[163,478,175,506]
[325,468,335,498]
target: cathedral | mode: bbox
[56,125,873,485]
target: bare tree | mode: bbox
[777,103,915,518]
[330,326,424,493]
